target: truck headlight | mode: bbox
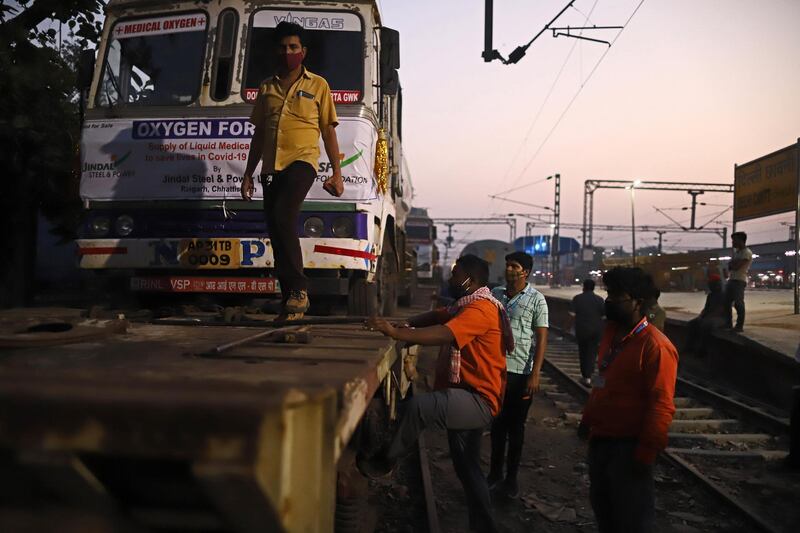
[332,216,354,238]
[303,216,324,238]
[115,215,135,236]
[90,216,110,236]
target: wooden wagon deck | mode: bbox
[0,311,409,532]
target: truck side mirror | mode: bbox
[77,49,96,91]
[380,27,400,96]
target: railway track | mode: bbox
[541,334,797,533]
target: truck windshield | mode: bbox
[407,225,433,241]
[97,13,208,107]
[244,10,363,104]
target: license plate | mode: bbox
[179,239,240,269]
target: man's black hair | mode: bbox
[273,21,305,47]
[583,279,595,291]
[456,254,490,286]
[505,251,533,273]
[732,231,747,243]
[602,267,658,302]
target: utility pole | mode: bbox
[550,174,561,286]
[482,0,496,62]
[687,190,704,229]
[655,231,667,253]
[582,180,734,248]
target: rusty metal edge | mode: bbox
[542,335,781,533]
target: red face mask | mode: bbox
[279,51,304,71]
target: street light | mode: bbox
[627,180,642,265]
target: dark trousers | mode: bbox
[388,389,496,533]
[724,279,746,329]
[489,372,533,482]
[576,332,601,379]
[589,438,655,533]
[262,161,317,298]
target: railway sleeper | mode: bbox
[668,432,773,444]
[668,418,740,432]
[672,407,716,420]
[666,448,789,462]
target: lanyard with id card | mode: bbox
[592,318,649,388]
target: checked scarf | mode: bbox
[446,287,515,384]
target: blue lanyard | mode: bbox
[599,318,649,373]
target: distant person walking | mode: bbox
[579,267,678,533]
[725,231,752,332]
[570,279,605,387]
[488,252,549,499]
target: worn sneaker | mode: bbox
[579,377,592,387]
[284,290,310,314]
[274,312,304,322]
[487,471,503,491]
[503,478,520,499]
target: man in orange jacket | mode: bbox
[579,267,678,533]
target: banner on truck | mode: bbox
[80,116,379,202]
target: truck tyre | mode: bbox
[398,269,416,307]
[348,277,378,316]
[378,237,398,317]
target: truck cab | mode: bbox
[78,0,412,315]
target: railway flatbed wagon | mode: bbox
[0,311,415,532]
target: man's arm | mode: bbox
[241,126,264,201]
[635,340,678,465]
[407,309,448,328]
[321,127,343,197]
[525,327,548,395]
[367,317,454,346]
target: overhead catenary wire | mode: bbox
[491,0,600,198]
[501,0,648,195]
[458,0,648,249]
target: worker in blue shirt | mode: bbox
[488,251,549,498]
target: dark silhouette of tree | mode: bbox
[0,0,103,306]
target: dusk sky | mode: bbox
[381,0,800,255]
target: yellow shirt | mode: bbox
[248,68,338,173]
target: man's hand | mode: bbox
[323,170,344,197]
[241,173,255,201]
[365,316,396,338]
[524,372,540,398]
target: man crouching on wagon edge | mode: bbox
[241,21,344,321]
[363,254,511,533]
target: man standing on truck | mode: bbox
[241,21,344,320]
[725,231,752,332]
[487,251,548,499]
[362,254,512,533]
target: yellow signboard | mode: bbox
[734,143,799,222]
